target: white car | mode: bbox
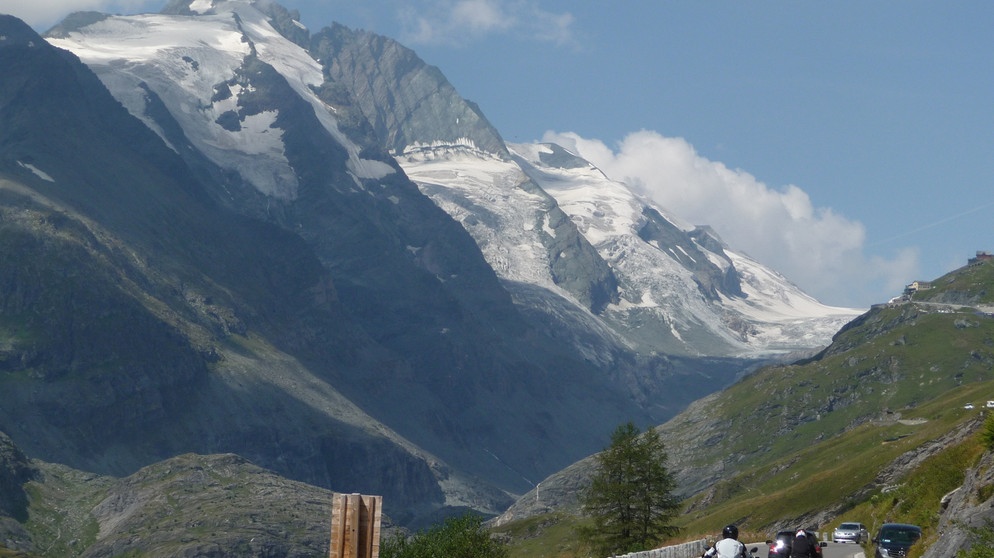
[833,522,869,544]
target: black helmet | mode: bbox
[723,525,739,540]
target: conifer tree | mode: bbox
[581,421,680,555]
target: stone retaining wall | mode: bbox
[608,538,707,558]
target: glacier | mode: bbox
[399,139,861,357]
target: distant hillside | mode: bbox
[495,260,994,557]
[680,258,992,494]
[0,430,347,557]
[910,256,994,306]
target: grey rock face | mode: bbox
[638,209,744,302]
[0,431,33,522]
[311,23,508,157]
[541,203,621,313]
[921,427,994,558]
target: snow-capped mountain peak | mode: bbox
[46,0,861,361]
[392,130,862,357]
[507,142,862,356]
[47,0,392,200]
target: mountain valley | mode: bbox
[1,1,991,557]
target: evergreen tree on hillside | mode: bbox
[581,421,680,555]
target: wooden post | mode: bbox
[329,493,382,558]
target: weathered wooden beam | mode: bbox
[329,493,382,558]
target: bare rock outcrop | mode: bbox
[923,445,994,558]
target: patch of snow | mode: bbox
[17,161,54,182]
[723,249,864,320]
[699,246,732,272]
[406,138,860,356]
[715,249,864,351]
[542,213,556,238]
[669,319,684,342]
[508,144,640,247]
[347,158,395,180]
[675,244,695,263]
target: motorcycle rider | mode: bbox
[704,524,747,558]
[790,529,817,558]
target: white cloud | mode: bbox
[3,0,160,29]
[528,8,573,47]
[544,130,919,308]
[397,0,574,47]
[451,0,512,33]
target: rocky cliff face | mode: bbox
[924,448,994,558]
[312,23,508,157]
[0,432,33,522]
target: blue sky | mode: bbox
[9,0,994,307]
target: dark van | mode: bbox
[873,523,922,558]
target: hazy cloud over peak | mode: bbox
[5,0,160,29]
[545,130,919,308]
[398,0,575,47]
[7,0,576,47]
[452,0,512,32]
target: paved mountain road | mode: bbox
[823,542,866,558]
[742,542,865,558]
